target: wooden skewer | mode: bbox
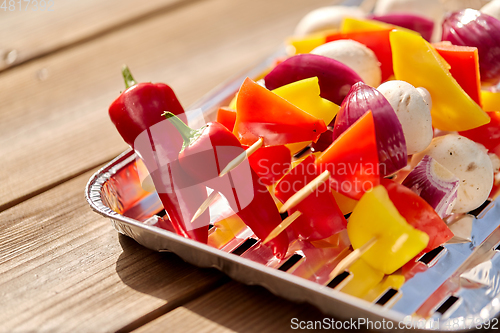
[328,237,378,281]
[219,137,263,177]
[191,191,220,223]
[262,211,302,244]
[279,170,331,214]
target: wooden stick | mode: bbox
[279,170,330,214]
[219,137,263,177]
[328,237,378,281]
[262,211,302,244]
[191,191,220,223]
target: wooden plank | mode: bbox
[134,281,351,333]
[0,0,332,211]
[0,170,227,332]
[0,0,196,71]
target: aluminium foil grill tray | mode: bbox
[86,46,500,331]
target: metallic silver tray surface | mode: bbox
[86,27,500,333]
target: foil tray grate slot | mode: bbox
[231,238,258,256]
[435,296,460,316]
[494,241,500,252]
[468,199,493,219]
[375,288,399,306]
[418,246,446,267]
[327,271,351,289]
[208,224,215,231]
[156,209,167,217]
[278,253,304,272]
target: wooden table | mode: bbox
[0,0,350,331]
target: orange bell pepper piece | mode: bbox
[233,77,327,146]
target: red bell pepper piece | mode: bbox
[216,107,237,132]
[315,111,380,200]
[108,67,209,243]
[275,155,347,241]
[433,43,482,106]
[326,29,393,82]
[246,145,292,186]
[233,77,327,146]
[165,113,289,258]
[459,111,500,157]
[381,179,454,252]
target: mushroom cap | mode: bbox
[481,0,500,21]
[294,6,365,37]
[377,80,433,155]
[311,39,381,87]
[411,134,494,214]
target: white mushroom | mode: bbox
[411,134,494,214]
[311,40,381,87]
[294,6,365,37]
[441,0,491,12]
[481,0,500,20]
[377,80,433,154]
[416,87,432,111]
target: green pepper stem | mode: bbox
[122,65,137,89]
[162,111,194,147]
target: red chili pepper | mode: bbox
[165,112,289,258]
[381,179,454,252]
[275,155,347,241]
[246,145,292,186]
[108,67,209,243]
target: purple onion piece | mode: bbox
[442,9,500,85]
[368,13,434,42]
[332,82,407,176]
[402,155,460,218]
[264,54,363,105]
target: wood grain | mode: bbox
[0,0,195,71]
[0,0,332,212]
[0,169,228,332]
[134,281,351,333]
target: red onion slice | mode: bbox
[402,155,459,218]
[442,9,500,85]
[368,13,434,42]
[332,82,407,176]
[264,54,363,105]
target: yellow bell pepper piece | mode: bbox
[207,215,247,249]
[272,77,339,154]
[332,189,358,215]
[341,17,419,36]
[342,17,393,32]
[340,258,384,298]
[364,274,405,303]
[347,185,429,274]
[481,90,500,112]
[391,30,490,131]
[287,32,328,54]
